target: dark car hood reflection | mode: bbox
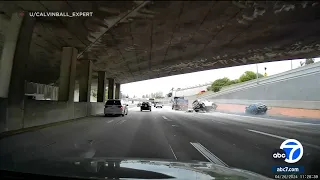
[1,157,271,179]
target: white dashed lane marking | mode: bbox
[163,116,172,121]
[190,142,228,167]
[169,145,177,160]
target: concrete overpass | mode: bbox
[1,1,320,85]
[1,2,320,177]
[1,1,320,131]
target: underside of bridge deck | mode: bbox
[0,1,319,85]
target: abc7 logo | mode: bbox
[273,149,286,161]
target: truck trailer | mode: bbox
[172,97,188,111]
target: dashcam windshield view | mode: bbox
[0,1,319,180]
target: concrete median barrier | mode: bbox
[0,99,107,136]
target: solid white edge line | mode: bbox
[247,129,320,150]
[247,129,287,140]
[169,145,177,160]
[212,120,228,125]
[190,142,228,167]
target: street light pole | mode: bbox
[256,63,259,84]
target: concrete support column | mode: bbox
[115,83,120,99]
[0,13,35,131]
[79,61,92,102]
[58,47,77,102]
[0,13,34,98]
[108,78,115,100]
[97,71,106,102]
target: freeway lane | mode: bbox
[0,106,319,178]
[162,108,320,177]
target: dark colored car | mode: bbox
[0,158,270,180]
[245,103,268,115]
[140,102,152,111]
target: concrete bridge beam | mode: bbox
[115,83,120,99]
[97,71,106,102]
[107,78,115,100]
[0,12,35,131]
[58,47,77,102]
[79,60,92,102]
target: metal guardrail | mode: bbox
[177,82,212,91]
[25,82,59,100]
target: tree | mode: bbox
[210,77,231,92]
[300,58,315,66]
[207,86,211,91]
[155,91,163,98]
[306,58,315,65]
[142,95,145,98]
[239,71,263,82]
[91,89,97,98]
[226,79,240,86]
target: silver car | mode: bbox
[104,99,128,116]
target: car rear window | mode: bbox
[105,100,121,105]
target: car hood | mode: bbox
[1,157,271,180]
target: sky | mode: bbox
[121,58,320,98]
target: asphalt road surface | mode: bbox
[0,106,320,178]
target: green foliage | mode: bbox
[210,77,231,92]
[226,79,240,86]
[149,91,163,98]
[207,71,264,92]
[300,58,315,66]
[91,90,97,98]
[306,58,315,65]
[239,71,263,82]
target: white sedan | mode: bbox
[155,103,163,108]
